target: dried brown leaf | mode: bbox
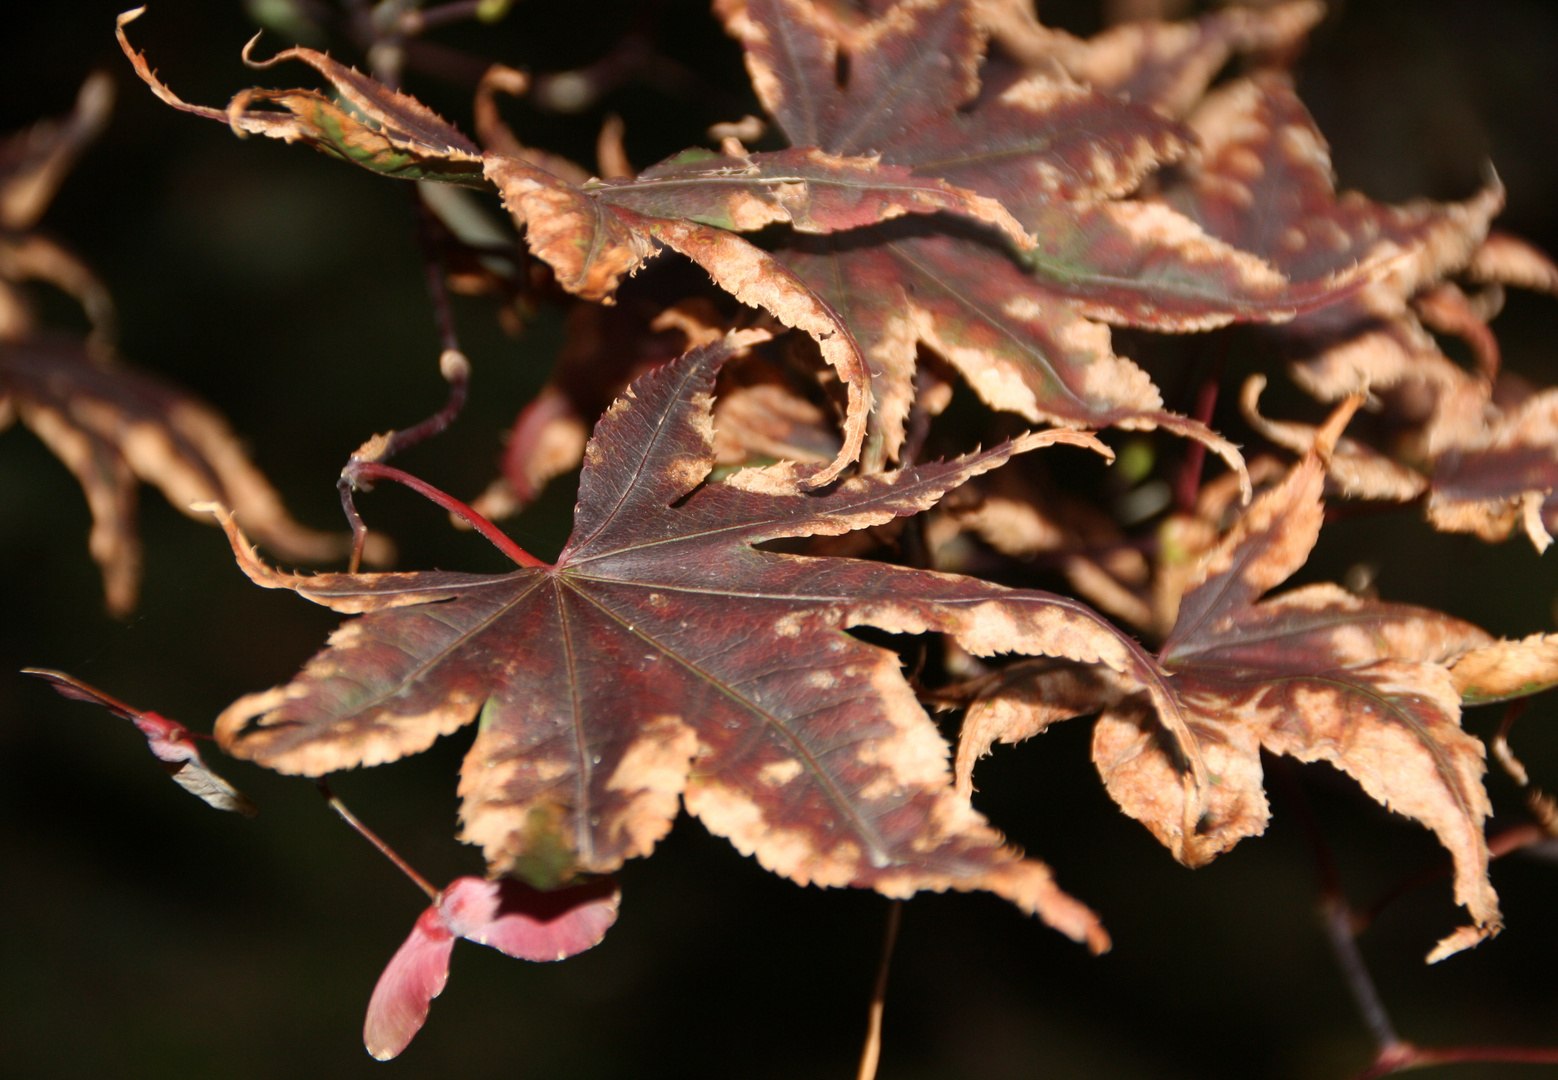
[1465,232,1558,296]
[0,76,116,346]
[1166,73,1503,324]
[1240,374,1428,502]
[0,337,375,614]
[717,0,1370,478]
[1426,388,1558,553]
[118,10,486,184]
[0,72,113,232]
[1451,633,1558,706]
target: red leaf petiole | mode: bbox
[340,459,549,571]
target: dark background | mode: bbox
[2,1,1557,1077]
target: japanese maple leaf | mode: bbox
[117,9,1044,486]
[1243,369,1558,553]
[1161,72,1503,378]
[204,333,1211,953]
[1158,73,1558,554]
[0,72,115,345]
[958,399,1502,961]
[1448,629,1558,725]
[716,0,1365,466]
[0,335,374,614]
[0,70,368,614]
[973,0,1326,120]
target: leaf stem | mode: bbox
[336,347,469,572]
[335,193,475,571]
[1272,760,1402,1053]
[1173,337,1226,513]
[343,460,549,569]
[856,899,902,1080]
[316,779,439,902]
[1358,1041,1558,1079]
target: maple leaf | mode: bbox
[200,332,1223,954]
[957,398,1502,961]
[365,875,619,1060]
[470,298,707,522]
[928,460,1158,631]
[1157,71,1499,397]
[1423,386,1558,552]
[1162,73,1503,327]
[716,0,1369,469]
[118,11,1053,488]
[1157,71,1558,554]
[0,336,376,614]
[475,299,841,522]
[0,72,373,614]
[1240,374,1429,503]
[24,668,257,816]
[116,9,488,186]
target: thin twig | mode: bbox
[1355,821,1549,933]
[316,779,439,901]
[414,197,463,356]
[1322,892,1400,1051]
[1358,1041,1558,1079]
[403,1,486,35]
[1172,337,1226,513]
[338,473,373,574]
[856,900,903,1080]
[1173,376,1219,513]
[369,199,473,464]
[1271,760,1403,1054]
[336,197,475,571]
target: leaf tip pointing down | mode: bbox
[1426,919,1501,965]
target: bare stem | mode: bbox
[856,900,903,1080]
[1272,760,1402,1054]
[338,473,372,574]
[403,1,486,35]
[372,198,472,463]
[316,779,439,901]
[1358,1042,1558,1079]
[1173,336,1226,513]
[1173,375,1219,513]
[334,195,478,572]
[1322,891,1401,1052]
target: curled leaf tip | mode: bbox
[239,31,267,68]
[724,327,773,353]
[1426,920,1501,964]
[1314,392,1366,461]
[239,31,305,71]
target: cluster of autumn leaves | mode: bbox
[10,0,1558,1061]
